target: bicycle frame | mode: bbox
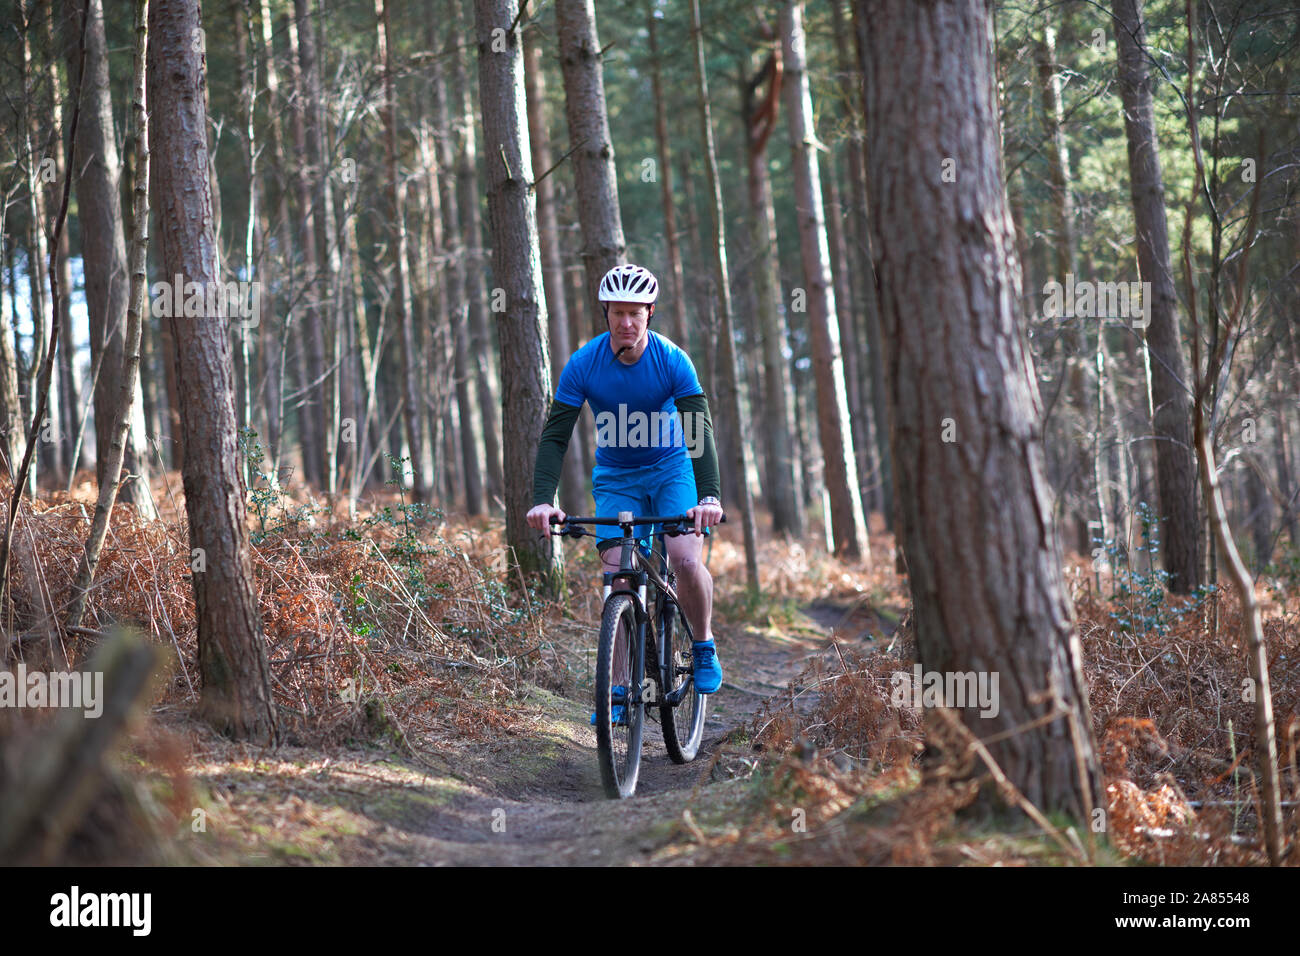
[555,510,708,710]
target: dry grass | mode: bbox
[672,540,1298,866]
[0,473,556,752]
[4,475,1297,865]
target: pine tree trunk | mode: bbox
[781,2,867,561]
[823,154,872,517]
[0,212,21,478]
[294,0,342,497]
[341,188,369,508]
[848,0,895,531]
[524,28,585,517]
[20,4,49,496]
[346,186,385,503]
[376,0,427,502]
[452,2,504,508]
[555,0,628,333]
[63,0,155,510]
[862,0,1101,817]
[149,0,277,743]
[435,15,484,516]
[285,10,325,489]
[257,0,288,474]
[1113,0,1201,593]
[1039,14,1108,558]
[741,49,803,537]
[566,260,595,479]
[690,0,758,591]
[415,120,446,505]
[67,0,151,630]
[677,150,716,399]
[646,7,689,349]
[1274,379,1299,548]
[473,0,562,588]
[42,4,77,483]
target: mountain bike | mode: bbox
[550,510,723,799]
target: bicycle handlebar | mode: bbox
[549,513,726,527]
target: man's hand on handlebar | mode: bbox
[527,503,566,533]
[685,499,724,536]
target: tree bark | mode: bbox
[1274,378,1299,549]
[823,153,871,517]
[862,0,1102,818]
[376,0,427,502]
[414,115,450,506]
[344,189,382,506]
[294,0,342,497]
[555,0,627,334]
[436,15,484,516]
[20,1,50,495]
[741,47,802,537]
[677,150,716,399]
[453,0,504,508]
[43,3,78,483]
[67,0,150,631]
[473,0,562,587]
[149,0,277,743]
[524,27,585,517]
[646,6,689,349]
[0,205,22,480]
[64,0,153,512]
[781,2,867,561]
[257,0,288,474]
[690,0,758,592]
[847,0,895,532]
[1113,0,1201,593]
[285,9,326,489]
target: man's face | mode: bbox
[607,301,651,350]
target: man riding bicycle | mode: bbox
[526,264,725,724]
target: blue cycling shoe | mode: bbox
[591,685,629,726]
[692,641,723,694]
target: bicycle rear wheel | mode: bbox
[595,593,645,798]
[659,595,706,763]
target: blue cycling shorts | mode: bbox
[591,451,707,553]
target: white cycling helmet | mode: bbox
[598,264,659,305]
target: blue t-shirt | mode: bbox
[555,331,703,469]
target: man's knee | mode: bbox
[668,542,708,578]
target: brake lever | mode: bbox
[549,525,591,538]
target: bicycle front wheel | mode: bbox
[659,596,706,763]
[595,593,645,798]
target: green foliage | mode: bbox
[236,436,541,653]
[1262,547,1300,605]
[1103,501,1215,641]
[238,427,329,546]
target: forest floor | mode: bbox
[5,474,1295,865]
[120,515,1096,867]
[154,585,1098,866]
[168,594,876,865]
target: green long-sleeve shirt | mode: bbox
[532,392,721,507]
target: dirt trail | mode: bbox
[377,597,882,865]
[180,595,891,866]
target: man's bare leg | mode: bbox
[666,532,713,646]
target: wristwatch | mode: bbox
[698,496,721,507]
